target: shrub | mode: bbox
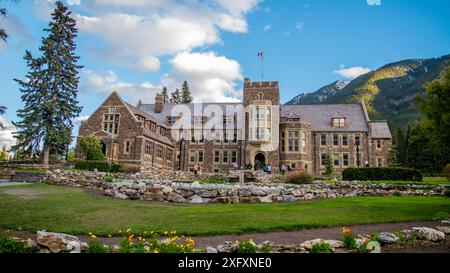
[78,135,105,161]
[74,161,121,173]
[370,232,380,242]
[342,167,423,182]
[393,191,402,197]
[445,190,450,198]
[86,240,110,253]
[236,240,257,253]
[0,236,37,253]
[340,233,357,250]
[310,241,332,253]
[104,176,114,183]
[285,172,314,185]
[443,164,450,182]
[199,175,224,184]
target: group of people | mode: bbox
[193,163,203,176]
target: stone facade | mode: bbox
[76,78,392,175]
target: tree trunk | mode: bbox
[43,143,50,168]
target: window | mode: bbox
[333,134,339,146]
[321,134,327,146]
[199,131,204,143]
[281,132,285,152]
[333,154,340,167]
[223,151,229,164]
[168,116,177,125]
[166,149,173,161]
[355,135,361,146]
[266,128,271,140]
[156,146,163,158]
[257,92,264,100]
[231,151,237,164]
[332,118,346,127]
[145,142,153,155]
[191,130,195,143]
[124,140,131,155]
[214,131,221,144]
[343,154,349,167]
[194,116,203,127]
[214,150,220,164]
[103,114,120,135]
[342,135,348,146]
[198,150,204,163]
[301,131,307,153]
[377,158,383,167]
[321,154,327,166]
[224,130,229,143]
[256,128,265,140]
[233,130,238,143]
[189,150,196,163]
[376,140,382,149]
[288,131,300,152]
[266,107,271,120]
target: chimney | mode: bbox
[155,93,164,113]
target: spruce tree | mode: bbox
[170,88,182,104]
[0,0,19,41]
[395,128,406,166]
[161,87,169,103]
[324,152,334,179]
[388,144,400,167]
[12,1,82,167]
[181,81,193,103]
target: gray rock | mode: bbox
[251,189,267,196]
[379,232,399,244]
[196,190,218,198]
[282,195,296,202]
[67,241,81,253]
[37,231,80,253]
[167,192,186,203]
[413,227,445,242]
[114,192,129,200]
[188,195,204,204]
[205,246,218,253]
[435,226,450,234]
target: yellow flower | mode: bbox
[18,227,22,231]
[154,249,159,253]
[108,234,112,238]
[342,227,351,234]
[126,228,132,233]
[88,232,93,235]
[91,234,97,239]
[118,230,122,233]
[138,237,142,241]
[163,231,169,235]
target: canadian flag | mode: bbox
[257,52,264,57]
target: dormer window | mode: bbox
[167,116,178,125]
[332,118,346,127]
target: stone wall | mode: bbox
[46,170,448,204]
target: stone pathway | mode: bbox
[0,181,32,187]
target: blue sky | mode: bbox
[0,0,449,148]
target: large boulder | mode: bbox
[378,232,399,244]
[435,226,450,234]
[37,231,81,253]
[167,192,186,203]
[188,195,205,204]
[413,227,445,242]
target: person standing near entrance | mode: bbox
[267,164,272,174]
[281,164,286,176]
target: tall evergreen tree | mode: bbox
[181,81,193,103]
[405,122,435,171]
[388,144,400,167]
[0,0,19,41]
[161,87,169,103]
[12,1,82,167]
[395,128,406,166]
[170,88,182,104]
[415,67,450,168]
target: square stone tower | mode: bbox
[243,78,280,172]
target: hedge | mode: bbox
[342,167,423,182]
[74,161,121,173]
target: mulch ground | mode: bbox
[3,221,449,253]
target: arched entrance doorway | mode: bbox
[254,153,266,171]
[101,142,107,158]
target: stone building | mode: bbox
[76,78,392,175]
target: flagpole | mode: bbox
[261,55,264,82]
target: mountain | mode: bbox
[286,54,450,130]
[286,80,350,105]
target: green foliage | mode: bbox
[12,1,82,164]
[161,87,169,103]
[285,172,314,185]
[0,145,8,161]
[74,161,120,173]
[66,150,75,161]
[340,233,357,250]
[78,135,104,161]
[323,153,333,178]
[388,144,400,167]
[310,241,332,253]
[119,236,197,253]
[0,235,38,253]
[394,191,402,197]
[236,240,258,253]
[198,175,224,184]
[432,211,449,221]
[170,88,182,104]
[181,81,193,103]
[370,232,380,242]
[445,190,450,198]
[342,167,423,181]
[0,106,6,129]
[86,240,110,253]
[415,67,450,170]
[104,176,114,183]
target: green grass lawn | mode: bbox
[362,177,450,185]
[0,184,449,236]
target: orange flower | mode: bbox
[342,227,351,234]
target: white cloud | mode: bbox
[333,65,372,79]
[163,51,243,102]
[130,56,161,72]
[73,115,89,125]
[296,22,305,30]
[80,70,161,103]
[0,117,16,151]
[263,24,271,32]
[215,0,260,15]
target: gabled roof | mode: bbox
[281,104,369,132]
[370,121,392,139]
